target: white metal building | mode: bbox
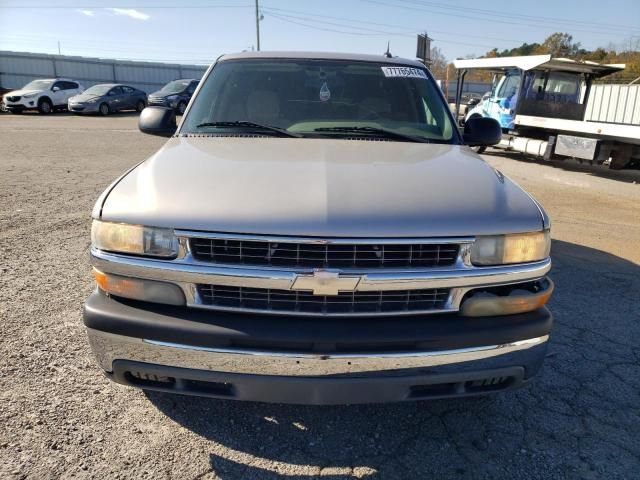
[0,50,209,93]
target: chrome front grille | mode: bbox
[190,238,460,269]
[148,96,166,105]
[197,285,450,315]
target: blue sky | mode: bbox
[1,0,638,65]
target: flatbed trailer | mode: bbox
[453,55,639,169]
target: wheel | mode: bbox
[135,100,146,113]
[472,146,487,154]
[609,144,632,170]
[99,103,110,116]
[38,98,53,114]
[176,101,187,115]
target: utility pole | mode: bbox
[255,0,260,51]
[57,41,61,55]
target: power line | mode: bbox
[362,0,639,38]
[394,0,640,32]
[0,3,253,8]
[262,9,514,49]
[4,0,637,35]
[266,12,395,37]
[261,5,526,44]
[265,11,503,50]
[266,11,414,36]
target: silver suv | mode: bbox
[85,52,553,405]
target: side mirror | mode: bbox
[463,117,501,147]
[52,86,60,92]
[139,106,177,137]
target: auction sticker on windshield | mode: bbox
[381,66,427,78]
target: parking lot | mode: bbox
[1,113,639,479]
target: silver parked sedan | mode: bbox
[68,84,147,115]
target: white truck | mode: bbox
[454,55,640,169]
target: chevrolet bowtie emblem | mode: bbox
[291,270,361,296]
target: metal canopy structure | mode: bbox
[453,55,625,77]
[452,55,626,119]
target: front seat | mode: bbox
[246,90,280,125]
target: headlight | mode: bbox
[166,95,179,101]
[471,231,550,265]
[91,220,178,258]
[23,93,38,98]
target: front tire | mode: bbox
[99,103,110,116]
[472,146,487,154]
[176,101,187,115]
[135,100,146,113]
[38,98,53,115]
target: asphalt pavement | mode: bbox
[1,113,639,479]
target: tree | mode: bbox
[536,32,581,57]
[429,46,448,79]
[497,42,541,57]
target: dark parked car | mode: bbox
[147,79,198,114]
[68,84,147,115]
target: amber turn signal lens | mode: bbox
[92,268,185,306]
[461,279,554,317]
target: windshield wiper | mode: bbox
[195,121,301,138]
[313,126,430,143]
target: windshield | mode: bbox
[160,80,190,94]
[182,59,457,143]
[83,85,112,96]
[22,80,54,91]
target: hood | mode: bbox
[98,138,544,237]
[70,93,102,102]
[5,89,41,97]
[150,90,184,98]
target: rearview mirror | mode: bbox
[463,117,501,147]
[139,106,176,137]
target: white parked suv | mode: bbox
[2,78,84,114]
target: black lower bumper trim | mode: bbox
[111,360,526,405]
[84,292,553,353]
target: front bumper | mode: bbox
[84,292,552,404]
[5,100,35,111]
[68,103,99,113]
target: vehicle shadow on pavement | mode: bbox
[146,240,640,479]
[485,149,640,183]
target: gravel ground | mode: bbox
[1,113,639,479]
